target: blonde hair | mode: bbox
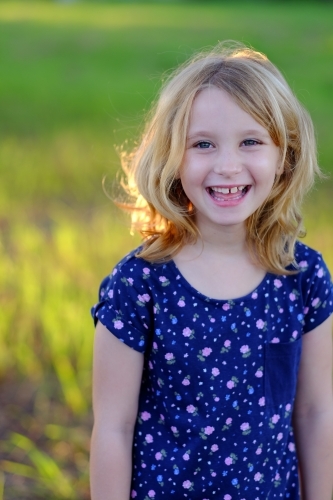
[119,41,321,274]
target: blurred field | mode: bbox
[0,1,332,498]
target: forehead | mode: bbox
[188,86,267,134]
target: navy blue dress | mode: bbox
[92,242,333,500]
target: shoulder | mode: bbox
[290,241,331,281]
[98,246,175,299]
[294,241,325,267]
[99,246,146,289]
[293,240,332,289]
[292,241,333,332]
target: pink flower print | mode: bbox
[153,342,158,349]
[107,289,113,298]
[289,292,297,301]
[279,308,284,313]
[252,292,258,299]
[277,433,283,441]
[224,496,232,500]
[226,417,232,425]
[285,403,291,412]
[138,294,150,303]
[145,434,153,443]
[271,414,280,424]
[211,444,219,452]
[225,456,233,465]
[141,411,151,421]
[240,422,251,435]
[131,491,137,498]
[112,268,118,276]
[298,260,308,269]
[211,471,217,477]
[171,426,178,434]
[143,267,150,275]
[202,347,212,357]
[214,396,220,402]
[182,453,190,461]
[317,267,324,278]
[224,339,231,348]
[312,297,320,307]
[204,426,215,435]
[254,472,262,482]
[113,320,124,330]
[182,378,190,386]
[212,367,220,377]
[148,361,153,370]
[258,397,265,406]
[222,303,230,311]
[271,337,280,343]
[182,480,192,489]
[292,331,298,339]
[255,369,263,378]
[240,345,250,354]
[274,279,282,288]
[160,414,165,421]
[210,317,216,323]
[226,380,235,389]
[148,491,155,498]
[255,447,262,455]
[256,319,265,329]
[275,473,281,481]
[141,463,146,468]
[155,452,162,460]
[127,277,134,285]
[186,404,196,413]
[182,327,192,337]
[159,276,167,282]
[288,443,295,452]
[165,353,174,361]
[177,299,185,307]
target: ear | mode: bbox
[275,159,284,176]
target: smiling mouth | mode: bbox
[207,185,250,201]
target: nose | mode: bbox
[213,148,242,176]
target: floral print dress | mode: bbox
[92,242,333,500]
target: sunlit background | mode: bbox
[0,1,332,498]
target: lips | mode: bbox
[207,185,250,201]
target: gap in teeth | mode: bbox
[211,185,246,194]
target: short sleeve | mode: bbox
[91,260,153,353]
[301,252,333,334]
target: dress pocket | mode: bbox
[264,338,302,410]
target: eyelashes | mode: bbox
[192,139,262,149]
[193,141,213,149]
[242,139,262,146]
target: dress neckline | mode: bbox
[169,258,272,304]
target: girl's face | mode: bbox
[180,86,281,236]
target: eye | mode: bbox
[194,141,213,149]
[242,139,261,146]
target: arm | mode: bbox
[293,314,333,500]
[90,322,144,500]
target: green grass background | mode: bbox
[0,1,332,498]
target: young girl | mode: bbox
[90,43,333,500]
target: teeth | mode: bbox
[211,185,246,194]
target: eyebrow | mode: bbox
[186,131,212,140]
[186,128,271,140]
[241,129,271,138]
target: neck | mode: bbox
[195,221,248,257]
